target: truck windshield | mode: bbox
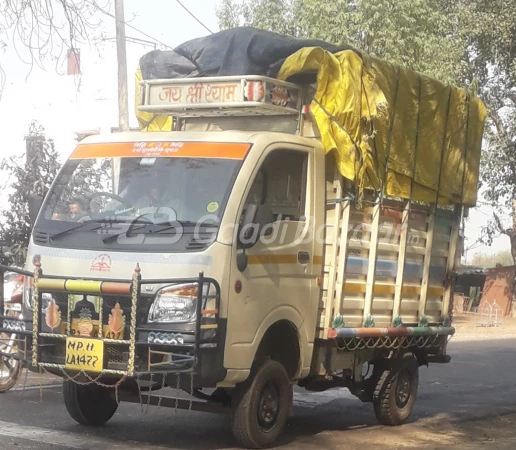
[42,156,239,227]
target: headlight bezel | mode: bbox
[147,282,209,324]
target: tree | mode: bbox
[463,0,516,262]
[0,124,115,266]
[0,1,103,66]
[0,1,109,98]
[217,0,468,85]
[0,121,60,266]
[470,251,513,268]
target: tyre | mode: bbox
[63,381,118,426]
[0,333,22,393]
[0,355,22,393]
[373,353,419,426]
[231,360,292,449]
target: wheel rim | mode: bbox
[0,333,18,386]
[257,382,280,431]
[0,356,17,383]
[395,369,412,408]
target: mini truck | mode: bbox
[0,70,483,449]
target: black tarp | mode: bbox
[139,27,355,83]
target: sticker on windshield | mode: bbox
[207,202,219,213]
[140,157,156,166]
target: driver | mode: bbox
[68,197,88,221]
[135,177,166,209]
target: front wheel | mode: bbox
[0,333,22,393]
[63,381,118,426]
[231,360,292,449]
[373,353,419,426]
[0,355,21,393]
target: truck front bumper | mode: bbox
[1,266,227,388]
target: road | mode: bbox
[1,338,515,450]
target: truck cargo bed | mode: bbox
[318,155,460,338]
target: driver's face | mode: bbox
[148,185,161,202]
[69,203,81,216]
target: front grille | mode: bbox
[40,338,66,364]
[33,230,50,245]
[38,291,155,369]
[106,344,128,364]
[44,292,154,330]
[34,276,219,375]
[52,292,69,318]
[186,237,209,250]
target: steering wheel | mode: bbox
[88,192,132,208]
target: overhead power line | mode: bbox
[175,0,214,34]
[86,0,173,49]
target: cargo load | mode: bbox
[136,27,486,207]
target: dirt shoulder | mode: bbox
[452,314,516,341]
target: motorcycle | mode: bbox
[0,272,24,393]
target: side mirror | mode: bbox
[238,204,274,249]
[28,194,44,226]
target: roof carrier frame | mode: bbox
[138,75,304,119]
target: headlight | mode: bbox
[148,283,207,324]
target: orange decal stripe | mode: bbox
[343,283,443,297]
[248,254,298,265]
[70,142,251,160]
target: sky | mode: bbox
[0,0,510,261]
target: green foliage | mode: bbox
[0,123,112,266]
[217,0,467,84]
[470,251,514,268]
[0,122,60,266]
[465,0,516,261]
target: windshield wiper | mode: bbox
[101,223,149,244]
[151,221,220,234]
[49,217,131,241]
[101,221,219,245]
[101,214,158,244]
[49,222,102,241]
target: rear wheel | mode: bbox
[373,353,419,426]
[231,360,292,449]
[63,381,118,426]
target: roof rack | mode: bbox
[138,75,303,118]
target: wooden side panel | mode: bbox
[317,157,461,336]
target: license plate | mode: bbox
[65,337,104,372]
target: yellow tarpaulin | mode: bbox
[135,66,173,132]
[278,48,486,206]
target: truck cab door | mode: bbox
[225,144,320,375]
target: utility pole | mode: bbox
[114,0,129,131]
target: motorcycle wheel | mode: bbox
[0,332,22,393]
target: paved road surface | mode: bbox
[1,338,515,449]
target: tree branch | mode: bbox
[493,212,512,236]
[489,109,509,142]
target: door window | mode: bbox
[245,150,308,221]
